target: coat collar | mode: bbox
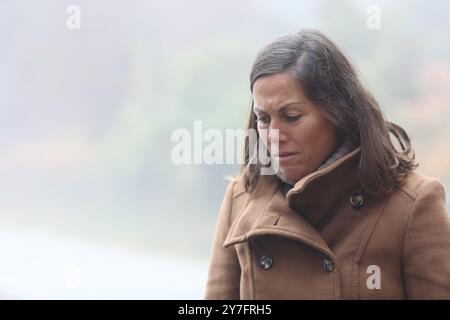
[223,146,362,259]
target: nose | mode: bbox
[267,121,288,144]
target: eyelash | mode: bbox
[285,115,301,122]
[255,115,301,125]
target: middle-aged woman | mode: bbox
[204,29,450,299]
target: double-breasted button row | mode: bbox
[350,192,364,209]
[259,255,336,273]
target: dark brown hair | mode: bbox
[240,29,418,197]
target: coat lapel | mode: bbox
[223,147,362,260]
[223,175,335,259]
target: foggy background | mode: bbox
[0,0,449,298]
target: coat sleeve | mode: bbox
[403,178,450,299]
[204,181,241,300]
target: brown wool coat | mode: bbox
[204,147,450,299]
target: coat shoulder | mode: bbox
[224,175,247,198]
[396,171,447,203]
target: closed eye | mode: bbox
[285,115,302,122]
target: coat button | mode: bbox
[350,192,364,209]
[259,255,273,270]
[322,258,335,272]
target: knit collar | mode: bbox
[316,139,358,171]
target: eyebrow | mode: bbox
[253,101,305,114]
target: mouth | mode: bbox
[273,152,298,163]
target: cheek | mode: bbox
[288,123,315,150]
[291,118,337,154]
[317,120,339,146]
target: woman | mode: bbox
[204,29,450,299]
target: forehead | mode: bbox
[252,72,306,110]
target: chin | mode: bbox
[276,168,305,186]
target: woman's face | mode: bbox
[252,72,341,184]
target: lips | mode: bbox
[275,151,297,158]
[272,152,298,164]
[274,152,298,157]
